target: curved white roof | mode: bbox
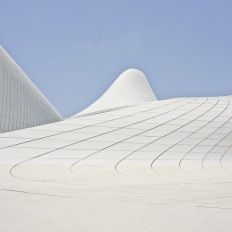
[75,68,157,116]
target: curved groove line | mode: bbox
[178,99,230,171]
[220,139,232,170]
[9,98,186,181]
[69,98,198,175]
[150,98,221,172]
[115,98,208,174]
[151,98,222,172]
[1,98,181,151]
[113,98,208,175]
[201,103,232,169]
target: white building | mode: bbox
[0,46,231,232]
[0,46,62,133]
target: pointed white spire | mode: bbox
[76,68,157,116]
[0,46,63,133]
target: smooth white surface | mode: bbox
[0,46,63,133]
[0,96,232,231]
[75,69,157,116]
[1,44,232,231]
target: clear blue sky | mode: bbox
[1,0,232,117]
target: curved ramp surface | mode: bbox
[0,96,232,231]
[76,69,157,116]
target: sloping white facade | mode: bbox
[0,46,63,133]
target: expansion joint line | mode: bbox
[178,99,230,171]
[9,98,185,181]
[1,99,182,151]
[201,100,232,169]
[113,97,205,175]
[69,98,198,175]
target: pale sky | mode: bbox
[1,0,232,117]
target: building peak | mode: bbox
[74,68,157,116]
